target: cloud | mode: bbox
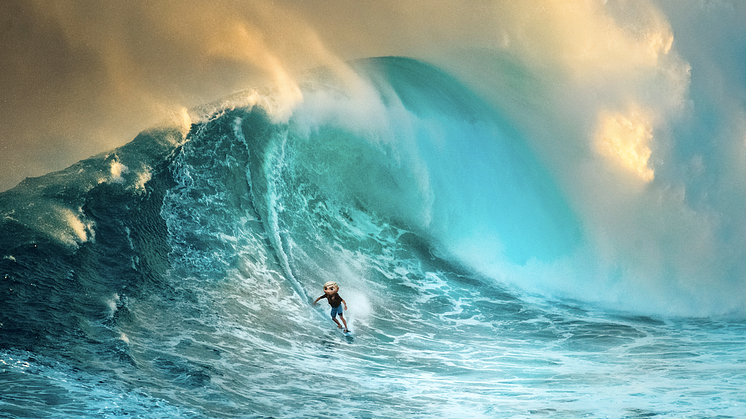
[595,106,655,182]
[1,0,681,192]
[0,0,340,191]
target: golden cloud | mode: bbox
[595,106,655,182]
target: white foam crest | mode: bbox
[39,205,96,248]
[129,165,152,194]
[340,288,372,328]
[109,160,129,184]
[104,293,120,318]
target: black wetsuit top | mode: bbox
[320,293,344,308]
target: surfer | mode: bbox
[313,281,349,333]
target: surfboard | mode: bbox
[341,329,354,341]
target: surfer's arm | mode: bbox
[313,295,324,305]
[342,298,347,310]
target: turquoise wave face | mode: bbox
[158,57,584,313]
[288,57,583,266]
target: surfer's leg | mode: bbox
[330,306,344,328]
[339,313,348,332]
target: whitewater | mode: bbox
[1,57,745,418]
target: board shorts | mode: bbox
[330,305,344,318]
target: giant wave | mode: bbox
[1,57,745,418]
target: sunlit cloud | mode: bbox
[595,106,655,182]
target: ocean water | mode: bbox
[1,57,745,418]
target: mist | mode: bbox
[0,1,684,188]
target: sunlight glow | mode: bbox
[595,107,655,182]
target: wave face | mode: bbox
[1,57,745,418]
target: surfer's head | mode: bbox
[323,281,339,295]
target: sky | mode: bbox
[0,0,734,192]
[2,0,746,314]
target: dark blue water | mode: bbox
[1,57,745,418]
